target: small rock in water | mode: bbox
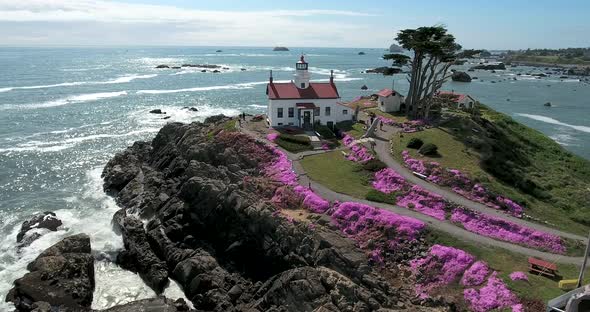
[163,116,171,120]
[155,64,169,69]
[150,109,165,114]
[544,102,552,107]
[361,85,368,90]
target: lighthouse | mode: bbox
[266,55,351,129]
[294,55,311,89]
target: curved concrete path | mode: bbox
[371,127,586,242]
[239,121,586,265]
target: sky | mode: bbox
[0,0,589,49]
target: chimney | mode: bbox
[330,70,334,83]
[269,70,273,83]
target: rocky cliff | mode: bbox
[98,116,452,311]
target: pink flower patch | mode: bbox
[450,208,565,254]
[396,185,447,221]
[293,185,330,213]
[342,134,374,163]
[463,272,519,312]
[461,261,490,286]
[372,168,406,193]
[410,244,475,298]
[509,271,528,282]
[266,132,279,142]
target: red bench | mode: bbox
[528,257,557,277]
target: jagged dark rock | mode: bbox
[272,47,289,51]
[451,71,471,82]
[16,211,62,247]
[365,66,401,75]
[6,234,94,311]
[99,117,450,311]
[101,297,190,312]
[156,65,170,69]
[150,109,165,114]
[469,63,506,70]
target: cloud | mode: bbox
[0,0,387,47]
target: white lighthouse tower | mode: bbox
[294,55,310,89]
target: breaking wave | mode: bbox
[0,91,127,110]
[0,74,156,93]
[517,113,590,133]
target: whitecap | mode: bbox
[249,104,267,108]
[0,74,156,93]
[0,91,127,110]
[516,113,590,133]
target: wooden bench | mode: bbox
[528,257,557,277]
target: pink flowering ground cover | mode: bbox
[266,132,279,142]
[371,168,448,221]
[509,271,528,282]
[410,244,475,298]
[451,208,566,254]
[293,185,330,213]
[401,150,524,217]
[461,261,490,286]
[377,116,426,133]
[331,202,426,263]
[342,133,374,163]
[463,272,520,312]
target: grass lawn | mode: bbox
[429,229,590,304]
[300,151,371,198]
[367,108,409,123]
[389,107,590,236]
[336,121,366,139]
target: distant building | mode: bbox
[375,88,405,113]
[437,91,477,109]
[266,55,352,129]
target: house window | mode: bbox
[288,107,294,118]
[314,108,320,116]
[327,121,334,129]
[301,83,305,88]
[325,107,331,116]
[277,108,283,118]
[343,109,348,115]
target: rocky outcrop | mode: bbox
[181,64,222,69]
[156,65,170,69]
[389,43,404,52]
[101,297,190,312]
[451,71,472,82]
[469,63,506,70]
[16,211,62,247]
[273,47,289,51]
[6,234,94,311]
[567,67,590,76]
[150,109,165,114]
[365,66,402,75]
[100,117,450,311]
[358,51,365,55]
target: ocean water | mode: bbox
[0,46,589,309]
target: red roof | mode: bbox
[438,91,468,102]
[267,82,340,100]
[377,88,396,97]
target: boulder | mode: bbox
[6,234,94,311]
[16,211,62,246]
[171,66,181,69]
[469,63,506,70]
[358,52,365,55]
[117,216,169,294]
[272,46,289,51]
[240,68,246,71]
[216,50,223,53]
[360,85,368,90]
[155,65,170,69]
[451,71,471,82]
[150,109,165,114]
[212,70,220,73]
[101,297,190,312]
[544,102,552,107]
[365,67,401,75]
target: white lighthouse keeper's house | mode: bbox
[266,55,352,129]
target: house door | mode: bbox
[302,111,312,129]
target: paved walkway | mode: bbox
[370,125,586,242]
[239,119,586,264]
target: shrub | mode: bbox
[419,143,438,156]
[314,124,335,139]
[407,138,424,149]
[279,133,311,145]
[365,189,398,205]
[362,159,387,172]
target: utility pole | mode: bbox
[577,231,590,288]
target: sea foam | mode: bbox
[0,91,127,110]
[0,74,156,93]
[517,113,590,133]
